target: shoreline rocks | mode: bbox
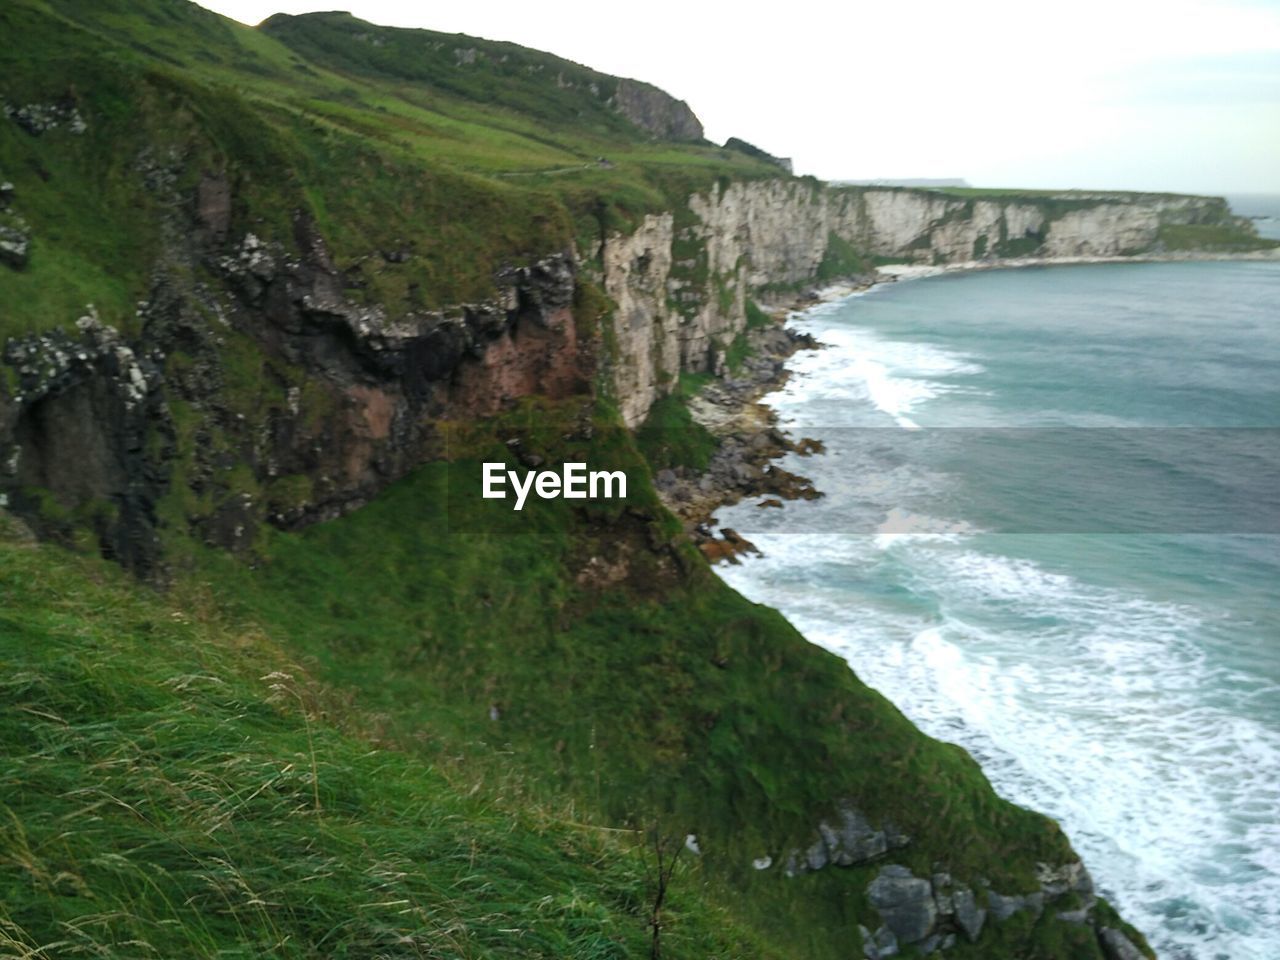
[651,280,876,561]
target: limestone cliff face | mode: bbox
[598,182,1258,425]
[833,188,1237,261]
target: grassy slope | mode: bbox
[0,513,771,959]
[182,401,1127,959]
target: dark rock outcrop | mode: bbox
[0,218,29,269]
[1,309,171,572]
[0,173,591,573]
[723,137,793,173]
[4,97,87,136]
[611,79,703,141]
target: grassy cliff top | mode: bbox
[0,0,780,336]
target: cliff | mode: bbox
[2,1,1268,957]
[597,181,1268,424]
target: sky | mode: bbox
[196,0,1280,195]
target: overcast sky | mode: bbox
[198,0,1280,195]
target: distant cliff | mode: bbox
[594,181,1273,425]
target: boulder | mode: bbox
[867,865,938,944]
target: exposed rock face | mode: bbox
[1,179,30,269]
[1,309,170,570]
[611,78,703,140]
[0,196,589,572]
[951,885,986,941]
[600,212,677,427]
[0,218,29,269]
[4,97,87,136]
[0,116,1258,593]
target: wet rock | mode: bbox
[867,865,937,945]
[698,527,760,564]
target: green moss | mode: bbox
[0,4,1160,956]
[172,401,1083,956]
[725,330,750,373]
[1157,223,1278,252]
[816,231,869,281]
[998,232,1045,258]
[635,379,718,472]
[745,299,773,331]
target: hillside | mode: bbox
[2,1,1271,957]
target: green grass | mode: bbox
[918,186,1199,201]
[634,376,719,471]
[0,514,772,959]
[815,231,869,281]
[1158,223,1280,252]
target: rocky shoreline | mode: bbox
[652,277,878,562]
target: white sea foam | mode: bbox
[780,312,982,429]
[718,536,1280,960]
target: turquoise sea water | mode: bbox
[715,261,1280,960]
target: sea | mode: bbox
[714,252,1280,960]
